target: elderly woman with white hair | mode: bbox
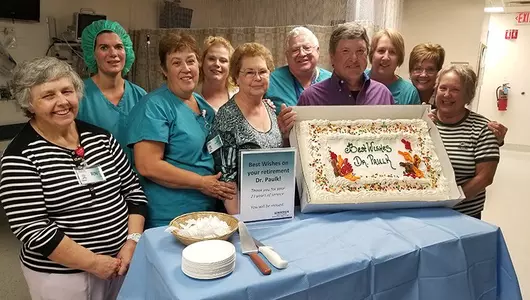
[266,26,331,114]
[433,64,499,219]
[0,56,147,299]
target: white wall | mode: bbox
[399,0,485,78]
[0,0,159,126]
[477,13,530,148]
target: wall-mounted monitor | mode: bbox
[75,13,107,40]
[0,1,40,22]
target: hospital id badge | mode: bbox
[74,166,106,185]
[207,135,223,154]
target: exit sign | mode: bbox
[506,29,519,39]
[516,12,530,24]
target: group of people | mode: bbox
[0,19,506,299]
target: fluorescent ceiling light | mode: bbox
[484,6,504,13]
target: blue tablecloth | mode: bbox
[118,209,522,300]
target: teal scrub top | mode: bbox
[265,66,332,114]
[365,70,421,105]
[127,85,217,228]
[77,78,146,161]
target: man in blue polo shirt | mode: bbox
[266,26,331,114]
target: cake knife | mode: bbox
[238,221,271,275]
[253,238,288,269]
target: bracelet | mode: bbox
[126,233,142,243]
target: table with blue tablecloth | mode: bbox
[117,208,522,300]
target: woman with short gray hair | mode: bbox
[0,56,147,299]
[433,64,499,219]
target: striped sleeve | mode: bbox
[108,135,148,217]
[475,125,500,163]
[0,155,64,257]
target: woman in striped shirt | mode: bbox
[409,43,508,144]
[0,57,147,299]
[433,64,499,219]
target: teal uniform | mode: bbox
[127,85,217,228]
[77,78,146,160]
[266,66,332,114]
[365,70,421,105]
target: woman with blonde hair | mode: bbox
[367,29,420,105]
[198,36,238,111]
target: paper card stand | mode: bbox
[289,105,465,213]
[238,148,296,222]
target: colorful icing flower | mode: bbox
[330,151,337,161]
[401,139,412,151]
[398,151,414,163]
[329,151,359,182]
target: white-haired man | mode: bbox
[266,26,331,114]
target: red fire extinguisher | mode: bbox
[496,83,509,111]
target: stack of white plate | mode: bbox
[181,240,236,280]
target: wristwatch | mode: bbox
[126,233,142,243]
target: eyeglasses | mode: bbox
[240,69,270,79]
[290,45,315,56]
[412,67,438,75]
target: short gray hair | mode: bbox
[435,64,478,103]
[285,26,319,50]
[10,57,84,118]
[329,22,369,55]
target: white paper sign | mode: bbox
[239,148,296,222]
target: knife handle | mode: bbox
[249,253,271,275]
[259,246,288,269]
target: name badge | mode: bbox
[207,135,223,154]
[74,166,106,185]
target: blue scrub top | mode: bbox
[77,78,146,161]
[265,66,332,114]
[364,70,420,105]
[127,85,217,228]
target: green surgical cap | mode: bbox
[81,20,135,76]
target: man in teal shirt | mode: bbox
[77,20,146,161]
[266,27,332,114]
[366,28,420,105]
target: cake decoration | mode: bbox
[297,119,450,204]
[329,151,360,182]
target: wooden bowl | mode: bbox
[169,211,238,246]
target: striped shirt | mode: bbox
[435,110,500,216]
[0,120,147,274]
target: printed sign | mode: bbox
[239,148,296,222]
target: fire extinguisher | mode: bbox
[496,83,510,111]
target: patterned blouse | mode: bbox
[210,97,283,182]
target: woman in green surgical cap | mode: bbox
[77,20,146,160]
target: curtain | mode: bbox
[345,0,404,36]
[132,0,404,91]
[130,26,335,91]
[176,0,348,28]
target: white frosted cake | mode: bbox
[297,119,451,204]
